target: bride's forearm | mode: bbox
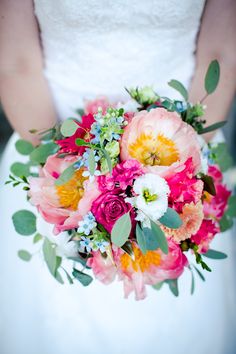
[0,69,57,145]
[189,0,236,142]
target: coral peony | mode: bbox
[120,108,201,177]
[29,154,100,234]
[56,114,95,154]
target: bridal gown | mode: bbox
[0,1,235,354]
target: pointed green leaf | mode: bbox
[72,268,93,286]
[88,149,96,175]
[60,119,78,137]
[43,238,57,275]
[159,207,183,229]
[30,142,59,164]
[33,233,43,244]
[18,250,32,262]
[54,164,76,186]
[102,148,112,173]
[111,212,132,247]
[55,270,64,284]
[203,249,228,260]
[192,265,205,281]
[151,221,169,254]
[168,79,188,101]
[205,60,220,94]
[12,210,36,236]
[198,121,226,135]
[166,279,179,296]
[15,139,34,155]
[136,223,147,254]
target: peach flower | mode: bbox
[162,202,204,243]
[120,108,201,178]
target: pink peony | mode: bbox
[120,108,201,178]
[56,113,95,154]
[86,250,117,285]
[98,159,144,192]
[91,188,135,233]
[191,219,220,253]
[84,96,113,115]
[114,240,188,300]
[166,158,204,213]
[29,154,100,234]
[203,164,231,220]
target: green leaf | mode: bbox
[168,79,188,101]
[152,281,164,291]
[75,138,91,147]
[30,143,59,164]
[88,149,96,175]
[111,212,132,247]
[54,164,76,186]
[192,265,205,281]
[205,60,220,94]
[10,162,30,178]
[102,148,113,173]
[200,174,216,196]
[198,121,226,135]
[188,267,195,295]
[136,223,147,254]
[166,279,179,297]
[55,270,64,284]
[62,268,74,284]
[69,256,91,269]
[210,143,233,172]
[226,195,236,218]
[159,207,183,229]
[60,119,78,137]
[43,238,57,276]
[203,249,228,260]
[18,250,32,262]
[12,210,36,236]
[150,221,168,254]
[33,233,43,243]
[219,213,233,232]
[72,268,93,286]
[15,139,34,155]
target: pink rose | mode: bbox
[84,96,113,115]
[91,189,135,233]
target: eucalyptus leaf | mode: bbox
[54,164,76,186]
[62,268,74,284]
[55,270,64,284]
[159,207,183,229]
[150,221,168,254]
[136,223,147,254]
[69,256,91,269]
[227,195,236,218]
[72,268,93,286]
[12,210,36,236]
[205,60,220,94]
[43,238,57,276]
[111,212,132,247]
[192,265,205,281]
[102,148,112,173]
[210,143,233,172]
[10,162,30,178]
[190,269,195,295]
[198,121,226,135]
[33,233,43,244]
[30,143,59,164]
[168,79,188,101]
[15,139,34,155]
[60,119,78,137]
[219,214,233,232]
[166,279,179,297]
[18,250,32,262]
[88,149,96,175]
[203,249,228,260]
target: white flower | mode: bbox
[132,173,170,221]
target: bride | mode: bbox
[0,1,235,354]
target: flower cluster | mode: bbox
[10,69,234,300]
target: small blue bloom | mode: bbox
[94,240,109,253]
[78,212,97,235]
[79,236,92,253]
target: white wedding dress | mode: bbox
[0,1,235,354]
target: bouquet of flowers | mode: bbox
[7,60,236,300]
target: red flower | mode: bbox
[56,114,95,155]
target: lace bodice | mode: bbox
[34,0,205,119]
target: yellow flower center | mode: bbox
[128,133,179,166]
[120,244,161,273]
[56,169,87,210]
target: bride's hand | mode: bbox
[189,0,236,143]
[0,0,57,145]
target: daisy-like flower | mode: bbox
[78,212,97,235]
[130,173,170,221]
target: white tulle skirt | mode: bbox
[0,132,235,354]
